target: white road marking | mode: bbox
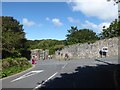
[62,63,67,69]
[11,70,43,82]
[35,72,58,89]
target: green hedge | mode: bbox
[0,57,32,78]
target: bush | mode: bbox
[12,50,21,58]
[2,49,21,59]
[2,57,31,69]
[2,60,10,69]
[20,50,31,60]
[1,57,32,78]
[2,49,12,58]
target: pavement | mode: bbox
[1,56,120,89]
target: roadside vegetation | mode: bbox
[0,58,32,78]
[26,39,65,55]
[1,16,32,78]
[99,19,120,38]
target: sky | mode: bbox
[2,0,118,40]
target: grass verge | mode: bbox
[0,58,32,79]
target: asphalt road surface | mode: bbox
[1,56,120,89]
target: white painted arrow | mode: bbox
[11,70,44,82]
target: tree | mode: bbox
[26,39,65,55]
[101,19,120,38]
[49,45,64,55]
[65,26,99,45]
[1,16,27,58]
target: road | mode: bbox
[1,56,119,89]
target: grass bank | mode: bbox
[0,57,32,79]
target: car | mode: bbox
[102,47,108,53]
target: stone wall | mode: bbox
[55,37,119,60]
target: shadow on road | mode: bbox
[38,60,120,89]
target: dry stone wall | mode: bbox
[55,37,119,60]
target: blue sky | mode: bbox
[2,1,118,40]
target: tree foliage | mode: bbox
[1,16,30,59]
[65,26,99,45]
[100,19,120,38]
[26,39,65,55]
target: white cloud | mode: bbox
[82,20,98,29]
[67,17,74,22]
[46,17,63,27]
[52,18,63,26]
[22,18,36,27]
[81,20,110,33]
[98,22,110,30]
[67,17,80,25]
[68,0,118,21]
